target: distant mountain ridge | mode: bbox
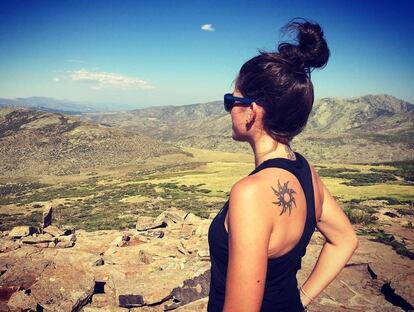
[81,94,414,164]
[0,107,188,177]
[0,97,115,113]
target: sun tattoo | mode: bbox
[271,179,296,215]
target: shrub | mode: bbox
[344,208,378,225]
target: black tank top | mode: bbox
[207,152,316,312]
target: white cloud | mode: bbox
[67,69,154,90]
[53,77,60,82]
[201,24,215,32]
[66,59,85,63]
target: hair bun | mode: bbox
[278,18,330,72]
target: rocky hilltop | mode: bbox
[81,94,414,164]
[0,206,413,312]
[0,107,189,177]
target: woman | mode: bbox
[207,19,359,312]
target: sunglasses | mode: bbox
[223,93,257,112]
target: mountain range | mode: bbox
[0,97,117,114]
[0,107,188,177]
[0,94,412,177]
[80,94,414,164]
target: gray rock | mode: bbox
[7,289,37,311]
[139,230,164,239]
[56,233,76,248]
[30,264,95,311]
[155,208,188,226]
[8,226,39,239]
[21,233,55,244]
[136,216,167,231]
[173,297,209,311]
[43,225,64,237]
[118,294,145,308]
[184,213,203,225]
[169,270,210,308]
[42,205,53,228]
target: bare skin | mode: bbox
[222,89,359,312]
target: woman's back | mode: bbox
[208,152,322,311]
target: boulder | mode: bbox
[7,290,37,312]
[43,225,65,237]
[184,213,203,225]
[170,269,210,307]
[194,220,211,237]
[21,233,55,244]
[56,233,76,248]
[139,230,164,239]
[174,297,209,311]
[136,216,167,231]
[42,205,53,228]
[0,239,20,253]
[8,226,39,239]
[30,264,95,311]
[155,208,188,226]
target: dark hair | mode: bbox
[236,18,330,144]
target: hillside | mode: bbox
[81,94,414,164]
[0,107,189,177]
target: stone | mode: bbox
[93,257,105,266]
[139,230,164,239]
[83,306,127,312]
[0,239,20,253]
[6,289,37,311]
[43,225,64,237]
[384,211,399,218]
[170,269,210,307]
[155,208,188,226]
[136,216,167,231]
[111,270,175,307]
[174,297,209,311]
[21,233,54,244]
[194,220,211,237]
[138,250,151,264]
[197,249,209,258]
[8,226,39,239]
[390,271,414,307]
[208,212,217,219]
[42,205,53,228]
[30,264,95,311]
[56,233,76,248]
[118,294,145,308]
[184,213,203,225]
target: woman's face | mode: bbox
[230,89,251,142]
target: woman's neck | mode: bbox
[249,135,295,168]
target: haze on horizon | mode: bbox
[0,0,413,110]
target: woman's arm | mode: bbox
[299,175,359,307]
[223,177,274,312]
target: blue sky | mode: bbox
[0,0,413,110]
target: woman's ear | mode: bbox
[245,105,257,131]
[246,103,258,123]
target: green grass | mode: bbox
[343,207,378,225]
[317,168,360,177]
[1,147,413,232]
[340,172,397,186]
[372,159,414,183]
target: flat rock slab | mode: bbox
[30,264,95,311]
[297,231,414,312]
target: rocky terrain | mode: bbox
[0,107,190,177]
[0,206,413,312]
[80,94,414,164]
